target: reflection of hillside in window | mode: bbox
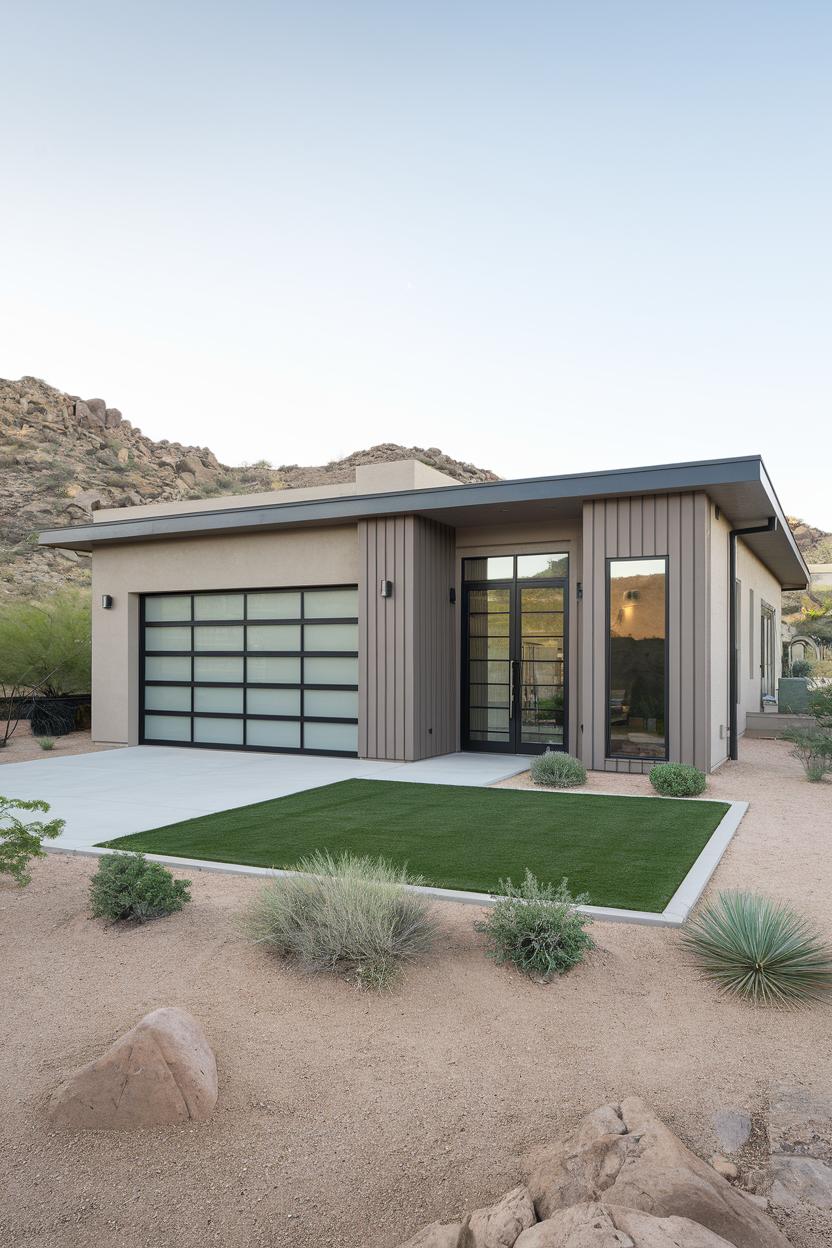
[608,558,667,759]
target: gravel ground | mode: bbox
[0,723,116,765]
[1,738,830,1248]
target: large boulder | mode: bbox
[462,1186,537,1247]
[525,1099,788,1248]
[49,1007,217,1130]
[515,1202,738,1246]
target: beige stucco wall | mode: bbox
[708,508,784,768]
[91,525,358,745]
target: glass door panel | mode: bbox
[465,586,511,744]
[463,566,568,753]
[519,585,565,749]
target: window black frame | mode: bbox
[604,555,669,762]
[460,554,569,755]
[139,584,360,758]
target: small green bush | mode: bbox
[476,871,594,980]
[809,685,832,731]
[649,762,707,797]
[89,852,191,923]
[530,750,586,788]
[0,795,63,885]
[782,727,832,782]
[242,851,438,990]
[682,890,832,1006]
[37,737,55,751]
[789,659,813,678]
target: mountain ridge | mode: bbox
[0,376,497,599]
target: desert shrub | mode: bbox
[808,685,832,731]
[476,871,594,980]
[530,750,586,788]
[810,659,832,680]
[89,852,191,923]
[242,851,437,990]
[38,737,55,750]
[682,890,832,1006]
[0,589,91,695]
[649,762,707,797]
[789,659,813,678]
[782,727,832,782]
[0,796,63,885]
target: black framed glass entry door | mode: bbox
[462,553,568,754]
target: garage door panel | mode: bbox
[141,587,358,756]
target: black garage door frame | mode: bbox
[139,584,360,757]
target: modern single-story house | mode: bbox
[40,455,809,773]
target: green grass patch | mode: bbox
[97,780,732,912]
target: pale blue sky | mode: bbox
[2,2,830,525]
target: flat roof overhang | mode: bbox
[39,454,809,589]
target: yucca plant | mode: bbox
[681,890,832,1006]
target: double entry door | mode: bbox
[462,553,568,754]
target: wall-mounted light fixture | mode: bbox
[101,594,113,610]
[380,579,393,598]
[448,587,456,604]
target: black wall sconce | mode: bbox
[101,594,113,610]
[449,587,456,604]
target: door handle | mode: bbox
[509,658,518,718]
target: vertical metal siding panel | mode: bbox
[693,492,709,772]
[403,518,416,761]
[357,521,369,757]
[654,496,668,556]
[579,502,594,768]
[618,498,630,558]
[592,501,608,768]
[364,521,377,758]
[395,517,407,759]
[642,496,655,558]
[666,495,682,761]
[680,493,695,764]
[630,497,643,555]
[385,517,397,761]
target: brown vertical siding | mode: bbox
[358,515,455,761]
[579,492,710,774]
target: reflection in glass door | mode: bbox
[462,553,568,754]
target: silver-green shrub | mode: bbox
[476,871,594,980]
[530,750,587,788]
[649,762,707,796]
[243,851,438,990]
[682,890,832,1006]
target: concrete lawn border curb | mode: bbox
[43,797,748,928]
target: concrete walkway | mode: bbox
[0,745,528,851]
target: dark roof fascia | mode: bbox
[38,452,808,588]
[40,455,765,546]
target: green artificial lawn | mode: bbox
[97,779,731,913]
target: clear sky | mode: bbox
[2,2,830,526]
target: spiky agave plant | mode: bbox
[681,890,832,1006]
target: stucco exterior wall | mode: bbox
[708,509,784,768]
[90,526,358,744]
[736,537,782,731]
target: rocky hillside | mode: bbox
[0,376,497,599]
[787,516,832,565]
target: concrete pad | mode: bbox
[0,746,527,852]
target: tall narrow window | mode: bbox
[607,557,667,759]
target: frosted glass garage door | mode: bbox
[141,587,358,754]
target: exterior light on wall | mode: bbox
[380,579,393,598]
[101,594,114,610]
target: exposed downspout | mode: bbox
[728,516,776,761]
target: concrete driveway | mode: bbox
[0,746,527,852]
